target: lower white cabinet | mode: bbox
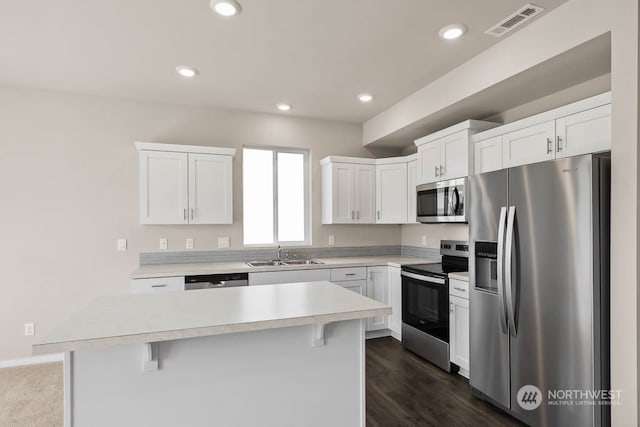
[449,278,470,378]
[131,276,185,294]
[366,266,389,331]
[339,280,365,295]
[387,266,402,340]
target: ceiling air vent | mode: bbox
[485,3,545,37]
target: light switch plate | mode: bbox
[186,238,194,249]
[24,322,34,336]
[117,239,127,252]
[159,238,168,250]
[328,235,335,245]
[421,235,427,246]
[218,237,230,249]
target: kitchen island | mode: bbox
[34,282,390,427]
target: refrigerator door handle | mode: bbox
[505,206,517,337]
[496,206,509,334]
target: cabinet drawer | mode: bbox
[449,278,469,299]
[330,267,366,282]
[131,277,185,294]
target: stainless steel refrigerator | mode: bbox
[469,154,610,426]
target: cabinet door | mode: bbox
[502,121,555,168]
[366,267,389,331]
[450,295,470,377]
[188,154,233,224]
[376,163,407,224]
[330,163,355,223]
[556,104,611,158]
[417,142,440,184]
[475,136,503,174]
[407,160,418,223]
[139,150,188,224]
[354,164,376,223]
[440,130,469,180]
[387,266,402,340]
[340,280,365,295]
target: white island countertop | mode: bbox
[33,281,390,355]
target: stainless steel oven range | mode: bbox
[401,240,468,372]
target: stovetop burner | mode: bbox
[402,239,469,278]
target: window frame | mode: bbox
[242,146,312,247]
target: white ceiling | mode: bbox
[0,0,566,123]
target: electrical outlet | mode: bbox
[218,237,230,249]
[117,239,127,252]
[186,238,194,249]
[421,235,427,246]
[24,322,34,336]
[159,238,168,250]
[328,235,335,245]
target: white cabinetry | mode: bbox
[131,276,185,294]
[376,161,408,223]
[473,93,611,174]
[366,266,389,331]
[387,266,402,340]
[407,159,418,223]
[321,159,375,224]
[136,142,235,225]
[449,277,469,378]
[415,120,499,185]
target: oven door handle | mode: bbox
[401,271,445,285]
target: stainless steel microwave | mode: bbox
[416,177,468,223]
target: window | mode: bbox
[243,147,310,246]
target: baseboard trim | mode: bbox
[365,329,392,340]
[0,352,64,369]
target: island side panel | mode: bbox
[70,320,365,427]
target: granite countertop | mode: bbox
[130,255,441,279]
[449,271,469,281]
[33,282,390,355]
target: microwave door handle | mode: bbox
[452,187,460,213]
[505,206,517,337]
[496,207,508,334]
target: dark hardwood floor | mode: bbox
[366,337,522,427]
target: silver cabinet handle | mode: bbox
[345,273,356,276]
[505,206,517,337]
[377,210,380,220]
[454,287,467,292]
[497,207,508,334]
[547,138,552,154]
[351,210,355,220]
[183,208,187,221]
[440,165,444,177]
[434,165,439,177]
[151,284,167,288]
[556,136,562,152]
[190,208,194,220]
[450,302,454,313]
[357,211,360,220]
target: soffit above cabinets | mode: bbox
[0,0,566,124]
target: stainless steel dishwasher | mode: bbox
[184,273,249,290]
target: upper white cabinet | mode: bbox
[376,161,408,224]
[414,120,500,185]
[474,93,611,174]
[321,159,375,224]
[136,142,235,225]
[406,159,418,223]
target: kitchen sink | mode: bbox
[245,259,323,267]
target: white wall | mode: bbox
[0,86,401,360]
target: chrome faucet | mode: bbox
[276,245,289,261]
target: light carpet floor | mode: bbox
[0,362,63,427]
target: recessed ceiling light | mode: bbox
[358,93,374,103]
[276,103,292,112]
[211,0,241,17]
[439,24,467,40]
[176,66,199,78]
